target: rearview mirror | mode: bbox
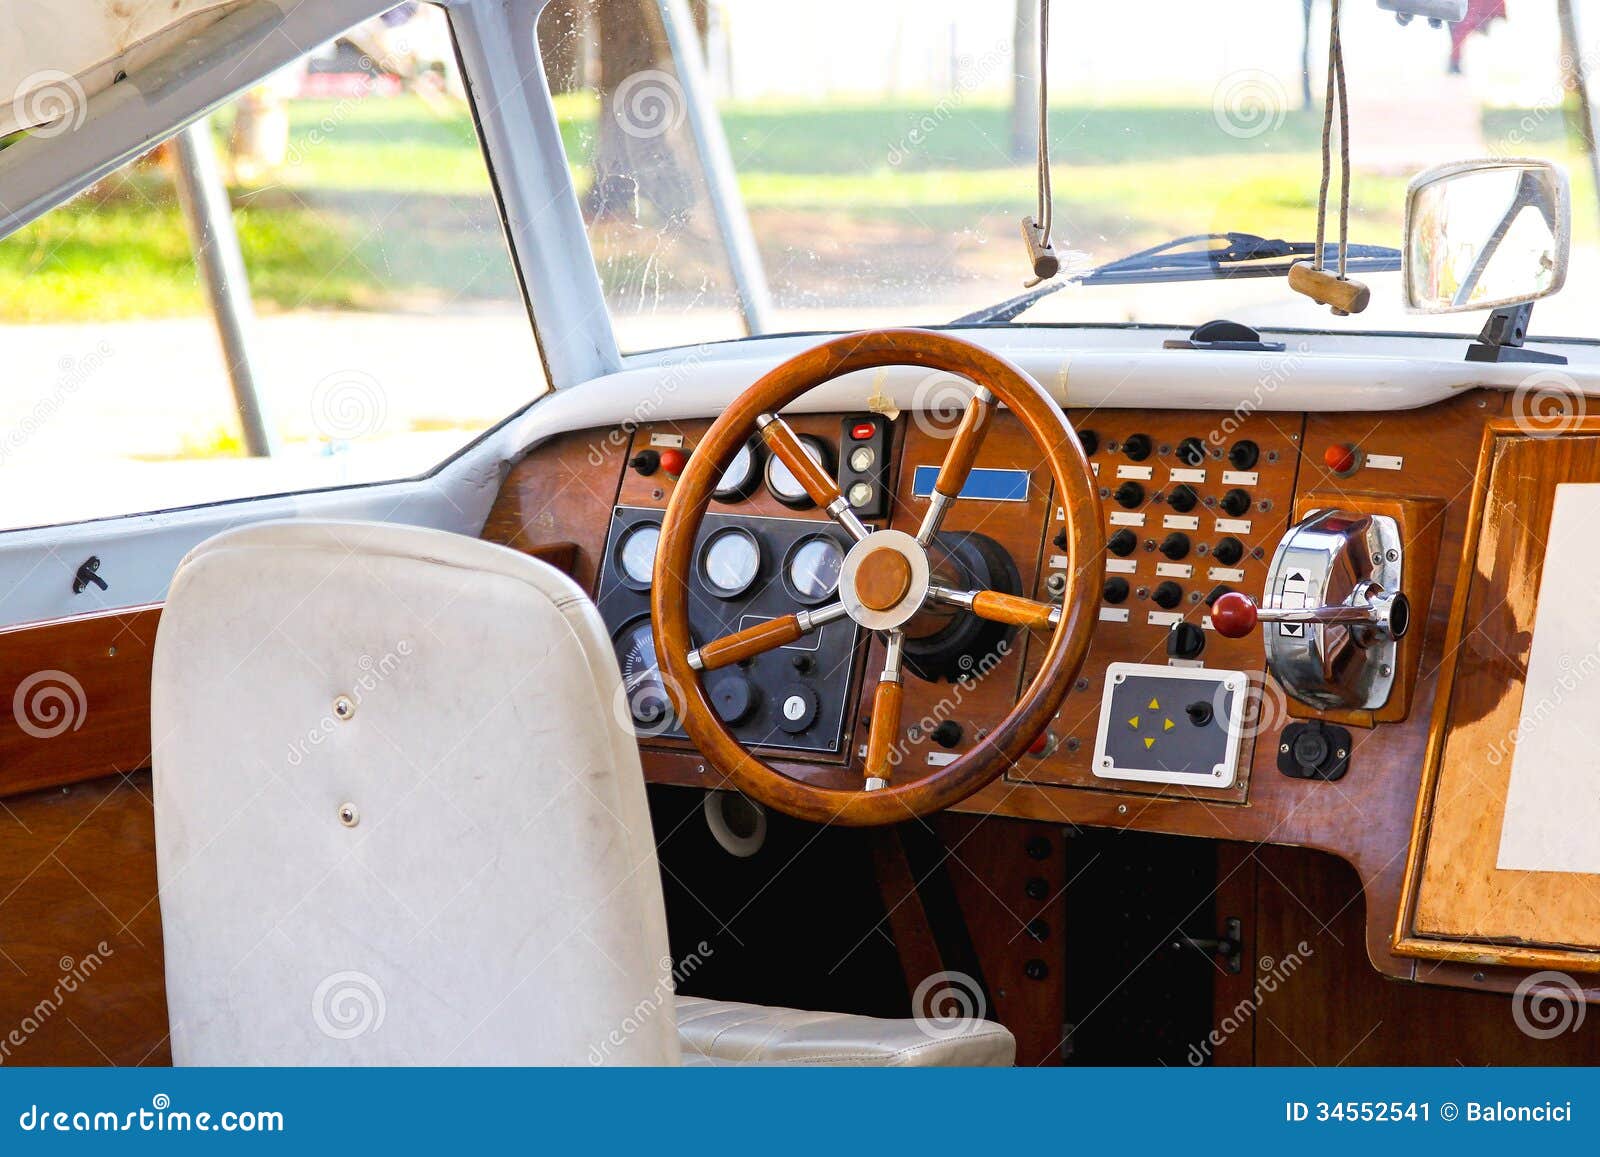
[1402,159,1569,314]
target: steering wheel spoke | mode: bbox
[931,585,1061,631]
[689,602,849,671]
[915,386,995,546]
[757,413,870,542]
[863,631,906,790]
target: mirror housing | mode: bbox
[1402,159,1569,314]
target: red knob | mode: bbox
[1210,592,1259,639]
[1027,729,1052,756]
[1322,442,1359,475]
[658,447,688,478]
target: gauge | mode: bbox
[612,617,673,732]
[614,521,661,589]
[714,440,763,503]
[764,434,832,509]
[700,527,762,598]
[786,535,844,603]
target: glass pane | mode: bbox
[0,4,541,533]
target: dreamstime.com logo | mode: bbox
[912,971,988,1041]
[1511,970,1587,1040]
[11,670,87,739]
[1212,69,1288,140]
[312,970,387,1040]
[612,69,686,140]
[10,70,88,139]
[17,1094,283,1134]
[1511,369,1586,438]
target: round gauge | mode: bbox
[786,535,845,603]
[700,527,762,598]
[764,435,832,508]
[614,521,661,589]
[613,617,673,732]
[714,441,762,503]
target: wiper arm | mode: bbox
[952,232,1402,325]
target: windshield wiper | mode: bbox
[953,231,1402,325]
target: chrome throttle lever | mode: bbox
[1210,584,1410,641]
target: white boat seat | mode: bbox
[152,519,1014,1066]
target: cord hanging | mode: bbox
[1020,0,1059,287]
[1290,0,1370,314]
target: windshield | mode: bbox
[537,0,1597,352]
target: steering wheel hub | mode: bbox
[838,529,930,629]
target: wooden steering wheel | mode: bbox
[652,330,1102,825]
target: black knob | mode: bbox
[1176,437,1207,466]
[708,673,758,726]
[1167,621,1206,660]
[1211,535,1244,566]
[1024,958,1050,980]
[1205,583,1235,606]
[1052,529,1068,550]
[1167,483,1198,513]
[1185,701,1214,727]
[790,653,815,674]
[1114,481,1145,509]
[1122,433,1152,461]
[1159,532,1190,561]
[1024,877,1049,901]
[1220,488,1251,517]
[629,449,660,476]
[1076,428,1099,456]
[1227,440,1260,470]
[1152,581,1183,609]
[930,720,963,749]
[1102,577,1130,604]
[1107,528,1138,557]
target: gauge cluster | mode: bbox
[595,506,862,756]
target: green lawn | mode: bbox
[0,93,1589,322]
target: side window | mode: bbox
[0,5,542,533]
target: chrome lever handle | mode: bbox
[1211,583,1410,641]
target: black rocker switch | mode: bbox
[1167,621,1206,660]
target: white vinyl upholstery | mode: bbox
[153,519,1014,1067]
[676,997,1016,1066]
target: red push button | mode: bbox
[1028,730,1051,755]
[1323,443,1359,475]
[658,447,688,478]
[850,421,876,441]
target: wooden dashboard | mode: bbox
[482,386,1600,997]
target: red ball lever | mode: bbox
[658,447,688,478]
[1210,592,1260,639]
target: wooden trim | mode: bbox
[0,606,161,799]
[1393,416,1600,971]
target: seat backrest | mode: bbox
[152,520,679,1065]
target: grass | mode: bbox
[0,92,1588,322]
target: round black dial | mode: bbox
[1220,488,1252,517]
[1114,481,1145,509]
[1107,529,1138,557]
[1159,532,1190,560]
[1167,484,1198,513]
[1227,440,1260,470]
[1176,437,1207,466]
[1123,433,1152,461]
[1212,536,1244,566]
[1152,581,1183,610]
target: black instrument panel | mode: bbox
[595,506,864,756]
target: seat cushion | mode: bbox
[675,996,1015,1066]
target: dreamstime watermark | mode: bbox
[1510,368,1587,438]
[1188,941,1313,1065]
[9,70,87,139]
[1511,970,1587,1040]
[1212,69,1289,140]
[311,369,388,442]
[11,670,87,740]
[285,62,378,168]
[1485,642,1600,767]
[285,641,412,766]
[0,943,114,1065]
[585,343,713,468]
[590,941,713,1064]
[312,970,386,1040]
[887,38,1009,166]
[912,970,988,1041]
[910,371,975,441]
[1208,341,1312,449]
[1219,674,1289,743]
[18,1093,283,1134]
[0,341,113,466]
[613,70,687,140]
[886,639,1012,770]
